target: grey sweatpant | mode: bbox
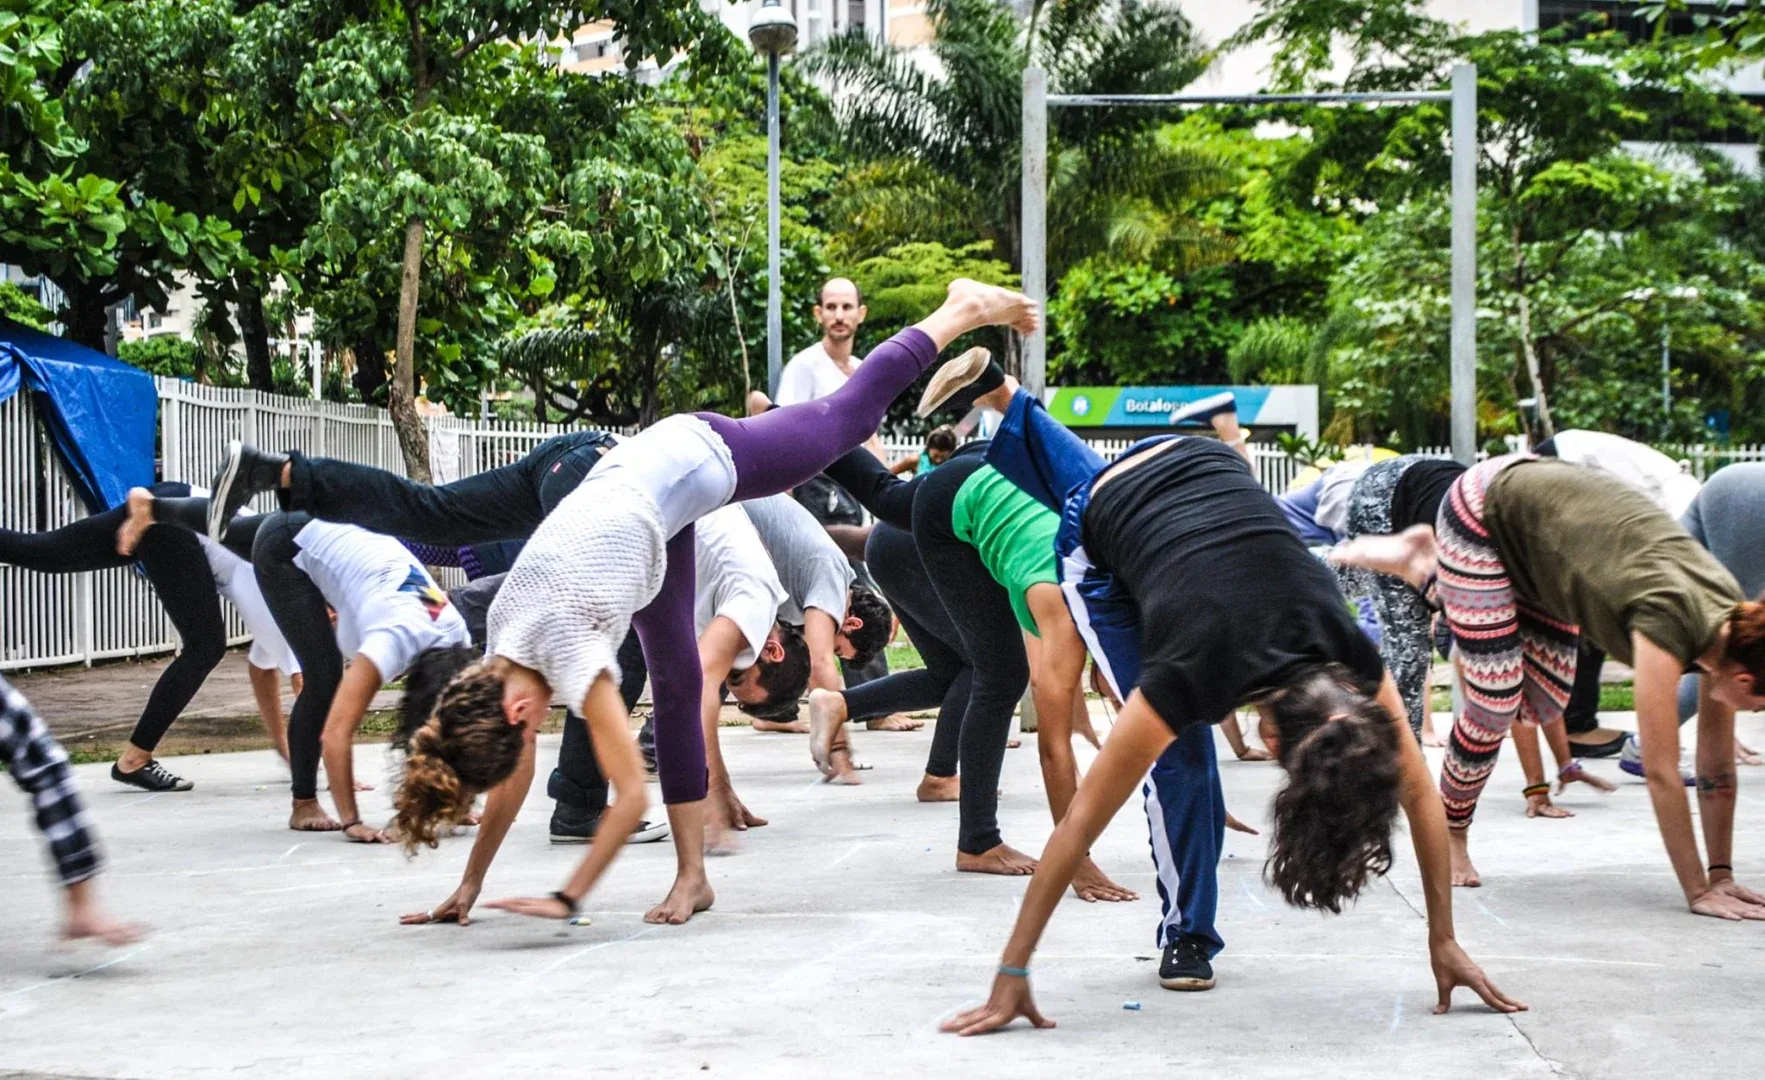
[1677,463,1765,720]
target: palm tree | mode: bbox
[802,0,1234,277]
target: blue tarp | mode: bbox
[0,319,156,512]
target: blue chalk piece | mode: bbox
[1122,1001,1142,1011]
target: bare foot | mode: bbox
[643,873,715,925]
[1421,720,1447,748]
[289,799,342,832]
[866,714,924,732]
[353,779,374,792]
[1072,858,1138,902]
[114,487,156,556]
[947,278,1041,337]
[1329,524,1438,591]
[752,718,809,734]
[957,843,1038,876]
[1738,738,1764,767]
[1448,828,1481,887]
[1524,793,1573,819]
[917,773,961,802]
[807,688,846,778]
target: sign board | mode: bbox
[1045,385,1319,438]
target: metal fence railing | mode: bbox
[5,378,1762,673]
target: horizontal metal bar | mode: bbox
[1047,91,1452,107]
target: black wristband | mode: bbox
[1709,864,1733,874]
[551,889,580,914]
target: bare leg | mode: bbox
[1211,411,1252,466]
[1511,722,1571,819]
[1070,683,1100,751]
[114,487,156,556]
[752,717,809,733]
[917,773,961,801]
[646,800,716,925]
[1330,523,1439,592]
[248,663,291,762]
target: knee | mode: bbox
[179,633,228,671]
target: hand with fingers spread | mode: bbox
[1429,938,1528,1015]
[940,974,1056,1036]
[1691,877,1765,920]
[400,881,481,926]
[1072,859,1138,903]
[1524,791,1573,819]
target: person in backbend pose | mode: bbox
[912,359,1519,1028]
[1,482,299,791]
[1334,454,1765,908]
[211,278,1038,928]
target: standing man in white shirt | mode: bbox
[776,277,868,407]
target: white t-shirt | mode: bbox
[291,519,469,681]
[693,505,787,669]
[1546,430,1702,519]
[589,414,737,539]
[741,494,853,626]
[776,342,861,406]
[185,486,298,674]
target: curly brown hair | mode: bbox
[1263,664,1402,914]
[392,663,524,854]
[1724,598,1765,685]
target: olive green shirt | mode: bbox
[1483,458,1741,666]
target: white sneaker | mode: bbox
[1618,733,1694,785]
[1169,391,1237,427]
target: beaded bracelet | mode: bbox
[1522,783,1550,798]
[551,890,581,915]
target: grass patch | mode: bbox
[884,641,924,672]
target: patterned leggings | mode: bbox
[1435,456,1580,827]
[1343,457,1433,740]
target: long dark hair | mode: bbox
[1263,664,1402,914]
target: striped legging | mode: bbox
[1435,456,1580,827]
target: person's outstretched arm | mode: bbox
[1692,670,1765,914]
[1380,672,1527,1013]
[400,734,536,927]
[320,657,387,842]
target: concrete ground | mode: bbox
[4,711,1765,1080]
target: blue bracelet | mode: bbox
[998,965,1030,978]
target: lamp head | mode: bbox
[748,0,798,56]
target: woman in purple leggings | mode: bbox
[297,279,1034,927]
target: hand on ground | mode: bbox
[485,895,574,921]
[1072,858,1138,902]
[400,882,481,926]
[941,977,1055,1036]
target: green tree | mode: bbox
[0,280,51,329]
[0,0,242,350]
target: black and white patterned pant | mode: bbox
[1343,457,1436,740]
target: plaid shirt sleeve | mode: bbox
[0,676,100,886]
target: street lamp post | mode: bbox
[749,1,798,399]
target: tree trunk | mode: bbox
[1516,289,1554,439]
[236,279,275,391]
[57,282,110,351]
[1511,222,1553,440]
[390,216,431,483]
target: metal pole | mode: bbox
[766,51,784,400]
[1449,63,1478,466]
[1021,66,1047,398]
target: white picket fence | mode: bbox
[4,378,1763,672]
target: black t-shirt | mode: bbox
[1390,458,1466,532]
[1081,439,1385,731]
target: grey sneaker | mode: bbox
[1618,733,1694,785]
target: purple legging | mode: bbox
[644,327,942,804]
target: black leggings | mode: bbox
[913,455,1028,856]
[249,511,339,801]
[845,523,971,777]
[283,430,612,543]
[0,483,226,753]
[550,632,649,812]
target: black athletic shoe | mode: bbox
[548,804,670,844]
[917,347,1003,417]
[207,440,288,541]
[111,759,194,792]
[1158,934,1216,991]
[638,715,658,777]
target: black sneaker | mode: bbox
[638,715,658,777]
[111,759,194,792]
[1158,933,1216,991]
[548,804,670,844]
[207,441,288,541]
[917,347,1003,417]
